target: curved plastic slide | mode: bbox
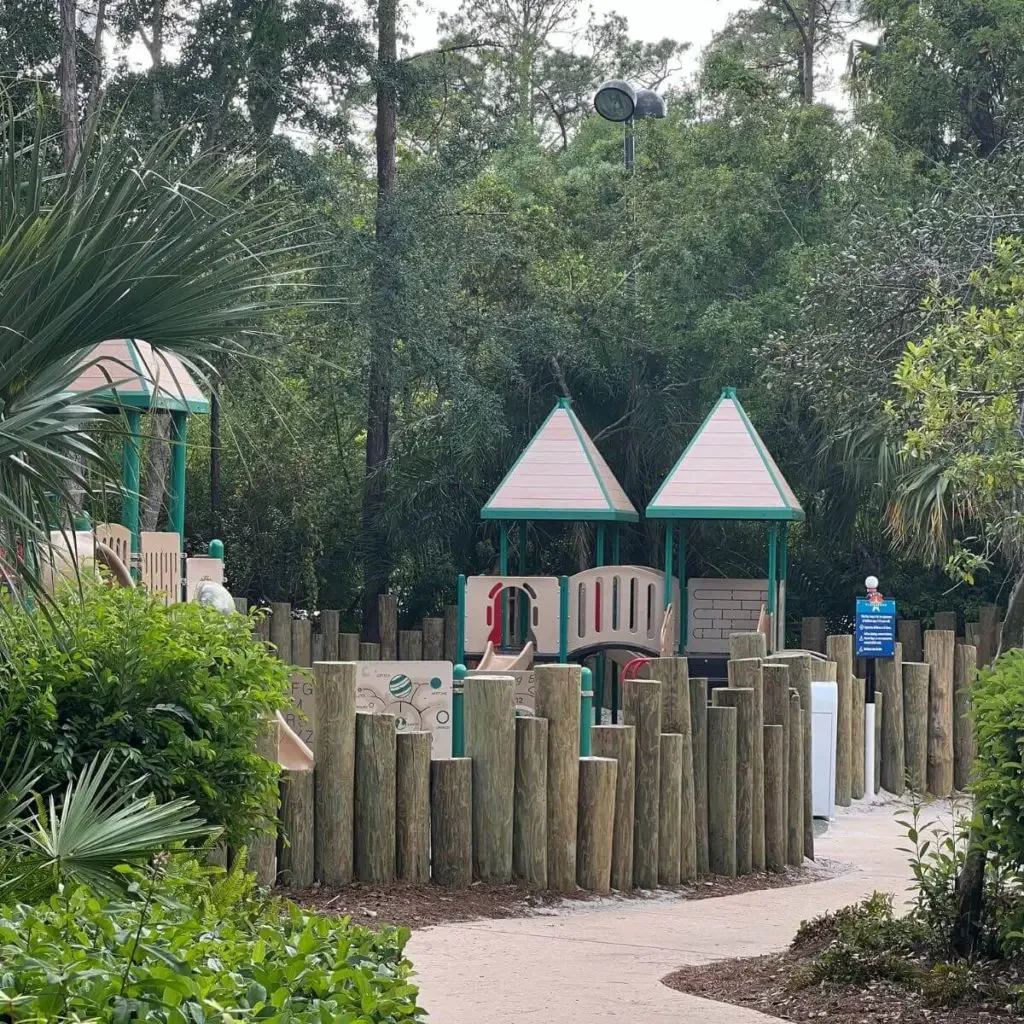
[477,639,535,671]
[274,710,314,770]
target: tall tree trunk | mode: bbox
[59,0,80,172]
[360,0,399,642]
[953,813,989,958]
[151,0,165,124]
[140,412,172,531]
[84,0,106,127]
[802,0,815,104]
[999,569,1024,655]
[210,380,222,533]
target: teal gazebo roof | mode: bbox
[482,398,638,522]
[647,388,803,521]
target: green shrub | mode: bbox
[922,962,972,1007]
[0,584,292,845]
[973,649,1024,868]
[0,858,425,1022]
[792,891,897,950]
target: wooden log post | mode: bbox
[852,676,866,800]
[707,705,737,877]
[313,662,356,884]
[934,611,957,635]
[658,733,683,885]
[291,619,314,749]
[819,660,837,682]
[730,631,767,661]
[592,724,636,890]
[431,758,472,887]
[577,757,618,893]
[513,716,548,888]
[312,633,325,663]
[763,724,785,873]
[422,617,445,661]
[270,602,292,662]
[340,633,360,660]
[464,674,515,883]
[251,719,279,887]
[398,629,423,661]
[687,679,709,876]
[319,610,339,661]
[770,653,814,860]
[444,604,459,663]
[622,676,662,888]
[826,634,853,807]
[761,663,790,847]
[728,658,764,872]
[979,604,1000,667]
[396,731,431,883]
[965,622,980,651]
[292,621,311,665]
[358,642,380,661]
[953,643,978,792]
[800,616,826,654]
[647,658,696,881]
[873,691,883,794]
[354,712,397,883]
[877,645,905,795]
[924,630,955,797]
[787,693,804,866]
[712,687,754,875]
[535,665,582,892]
[903,662,930,794]
[897,619,923,664]
[378,595,398,659]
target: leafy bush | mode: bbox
[0,858,425,1022]
[972,649,1024,869]
[0,584,292,845]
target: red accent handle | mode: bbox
[621,657,651,683]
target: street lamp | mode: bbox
[594,80,666,170]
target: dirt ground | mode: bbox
[664,947,1022,1023]
[285,862,830,929]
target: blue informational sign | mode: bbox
[855,599,897,658]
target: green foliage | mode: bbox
[972,651,1024,872]
[0,584,291,847]
[922,961,972,1007]
[0,858,424,1023]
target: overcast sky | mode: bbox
[402,0,756,57]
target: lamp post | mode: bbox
[593,80,667,170]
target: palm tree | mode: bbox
[0,94,315,594]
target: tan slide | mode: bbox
[477,640,535,671]
[273,710,314,770]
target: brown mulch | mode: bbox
[283,863,832,930]
[664,947,1022,1023]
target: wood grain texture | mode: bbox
[354,712,397,883]
[280,769,315,888]
[763,725,785,873]
[761,663,790,849]
[396,731,431,883]
[826,634,853,807]
[513,716,548,887]
[444,604,459,663]
[707,705,737,877]
[591,724,636,890]
[422,617,444,661]
[270,602,291,662]
[729,632,767,661]
[431,758,472,887]
[924,630,955,797]
[800,617,826,654]
[535,664,582,892]
[877,644,905,795]
[464,674,515,883]
[339,633,360,660]
[622,677,661,888]
[769,652,814,861]
[358,642,380,661]
[903,662,930,794]
[577,757,618,893]
[787,695,804,866]
[953,644,978,792]
[898,619,923,664]
[378,595,398,659]
[728,658,764,872]
[712,687,754,875]
[398,629,423,661]
[313,662,356,884]
[320,611,340,661]
[687,679,709,876]
[658,733,683,885]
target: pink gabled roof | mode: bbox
[67,339,209,414]
[482,398,638,521]
[646,388,803,521]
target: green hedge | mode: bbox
[0,861,424,1022]
[0,584,292,846]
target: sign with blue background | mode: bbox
[855,599,897,658]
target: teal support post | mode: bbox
[558,575,569,663]
[456,574,466,666]
[499,522,508,647]
[580,666,593,755]
[663,521,673,609]
[120,410,142,575]
[452,663,466,757]
[168,411,188,549]
[594,653,605,724]
[767,523,778,616]
[611,524,621,565]
[519,522,529,644]
[678,523,687,655]
[778,522,789,650]
[595,523,606,568]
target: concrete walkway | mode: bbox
[410,800,916,1022]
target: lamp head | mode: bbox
[634,89,667,119]
[594,80,636,122]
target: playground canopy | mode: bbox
[647,387,803,654]
[482,397,638,523]
[66,339,210,557]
